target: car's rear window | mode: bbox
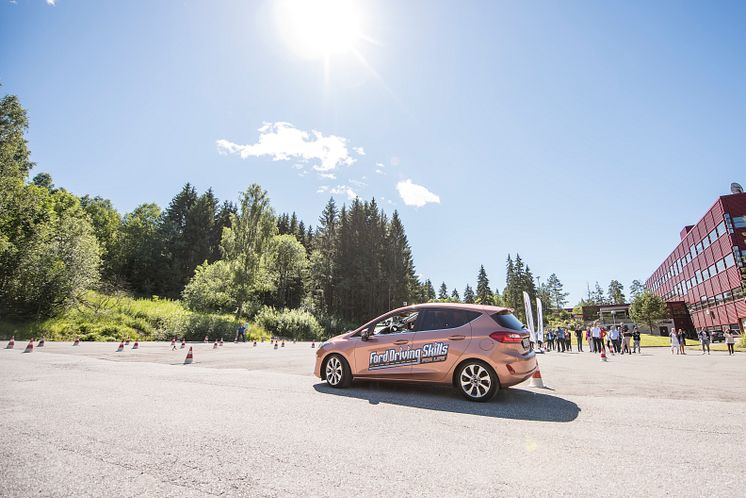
[491,312,527,331]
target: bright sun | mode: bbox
[275,0,363,59]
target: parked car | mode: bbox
[710,330,725,343]
[314,303,537,402]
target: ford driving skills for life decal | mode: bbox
[368,342,449,370]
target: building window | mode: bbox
[733,215,746,228]
[716,221,726,236]
[724,253,735,268]
[716,259,726,273]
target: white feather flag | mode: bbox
[522,291,535,341]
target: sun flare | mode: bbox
[275,0,363,59]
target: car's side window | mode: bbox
[417,310,481,332]
[370,310,419,336]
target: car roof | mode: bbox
[393,302,512,314]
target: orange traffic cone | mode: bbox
[529,367,545,388]
[6,336,14,349]
[213,340,218,349]
[180,338,186,349]
[274,342,278,350]
[116,341,124,352]
[170,337,176,347]
[23,338,34,353]
[38,338,45,347]
[73,337,80,346]
[600,349,608,362]
[281,340,285,348]
[132,340,139,350]
[253,341,257,347]
[219,338,224,347]
[184,346,193,364]
[311,341,315,348]
[204,336,208,343]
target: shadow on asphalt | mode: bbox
[313,381,580,422]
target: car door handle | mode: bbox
[393,339,409,345]
[448,335,465,341]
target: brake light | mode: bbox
[489,331,523,343]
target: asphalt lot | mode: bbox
[1,341,744,497]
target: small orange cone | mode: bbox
[73,337,80,346]
[23,338,34,353]
[311,341,315,349]
[184,346,193,364]
[6,336,14,349]
[281,340,285,348]
[219,338,224,347]
[529,367,545,388]
[38,338,45,347]
[116,341,124,352]
[274,342,278,350]
[213,340,218,349]
[132,340,139,350]
[180,338,186,349]
[600,349,608,362]
[253,341,257,347]
[204,336,208,343]
[170,337,176,347]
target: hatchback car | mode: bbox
[314,303,537,401]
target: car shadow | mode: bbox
[313,381,580,422]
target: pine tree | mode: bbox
[450,288,461,302]
[463,284,475,304]
[607,280,626,304]
[545,273,569,309]
[424,279,436,301]
[475,265,493,304]
[591,281,607,304]
[438,282,448,300]
[630,279,644,300]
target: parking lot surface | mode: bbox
[1,341,744,497]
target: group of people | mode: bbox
[534,323,642,355]
[533,323,739,356]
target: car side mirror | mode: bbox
[361,329,370,342]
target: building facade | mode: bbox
[645,190,746,336]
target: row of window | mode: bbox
[650,220,728,292]
[687,286,744,313]
[661,253,737,300]
[733,215,746,228]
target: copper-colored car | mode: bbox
[314,303,537,401]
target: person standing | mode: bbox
[622,325,632,354]
[237,322,247,342]
[724,330,736,356]
[699,329,710,355]
[670,328,679,355]
[609,326,621,353]
[575,328,583,352]
[591,323,602,354]
[565,329,572,352]
[557,327,566,352]
[535,329,544,352]
[632,327,641,354]
[587,328,594,352]
[678,329,687,355]
[547,329,555,352]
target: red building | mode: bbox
[645,187,746,336]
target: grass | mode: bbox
[0,291,270,342]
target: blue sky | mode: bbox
[2,0,744,304]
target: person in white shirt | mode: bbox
[670,329,679,355]
[591,322,602,354]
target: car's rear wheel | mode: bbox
[456,361,498,402]
[324,354,352,388]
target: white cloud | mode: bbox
[319,172,336,180]
[217,122,358,172]
[375,169,386,175]
[376,162,385,168]
[46,0,56,5]
[316,184,358,200]
[349,179,366,187]
[396,179,441,208]
[354,147,366,156]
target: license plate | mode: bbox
[521,338,529,349]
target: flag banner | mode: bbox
[522,291,535,341]
[536,297,544,341]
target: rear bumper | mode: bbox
[494,350,537,387]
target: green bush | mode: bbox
[254,306,323,340]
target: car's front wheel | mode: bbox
[456,361,498,402]
[324,354,352,388]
